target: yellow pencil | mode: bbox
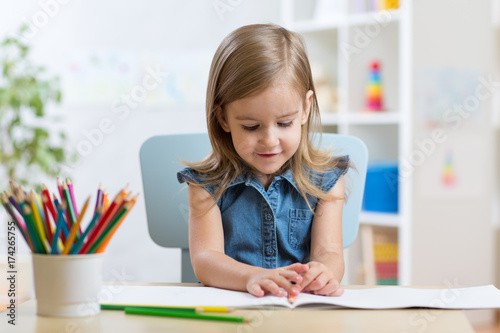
[197,306,235,313]
[29,191,49,253]
[62,196,90,255]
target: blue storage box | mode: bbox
[362,162,398,213]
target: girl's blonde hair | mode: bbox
[186,23,350,210]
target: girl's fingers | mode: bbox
[327,284,344,297]
[260,280,286,297]
[272,274,301,295]
[304,271,328,292]
[315,279,341,295]
[279,269,304,284]
[298,264,321,291]
[248,284,265,297]
[287,263,309,274]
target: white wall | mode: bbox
[0,0,282,283]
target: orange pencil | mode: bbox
[89,198,135,253]
[288,281,297,304]
[103,191,109,211]
[79,187,127,254]
[96,194,138,253]
[62,196,90,255]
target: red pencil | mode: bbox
[41,191,53,244]
[42,186,58,223]
[79,187,128,254]
[56,178,64,201]
[95,194,138,253]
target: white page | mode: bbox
[101,285,500,310]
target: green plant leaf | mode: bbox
[0,25,71,189]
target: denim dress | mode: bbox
[177,155,349,269]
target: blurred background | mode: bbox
[0,0,499,329]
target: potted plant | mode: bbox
[0,26,72,191]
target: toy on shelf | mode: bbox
[373,227,398,285]
[380,0,399,10]
[365,60,384,112]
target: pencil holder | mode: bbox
[32,253,104,317]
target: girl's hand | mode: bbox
[298,261,344,297]
[246,263,308,297]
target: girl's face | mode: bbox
[219,85,313,187]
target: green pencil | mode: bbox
[101,304,204,313]
[124,307,251,323]
[86,202,130,254]
[21,204,46,254]
[63,183,77,225]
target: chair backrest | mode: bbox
[140,133,368,282]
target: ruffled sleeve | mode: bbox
[317,155,350,192]
[177,167,216,195]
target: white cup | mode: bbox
[32,253,104,317]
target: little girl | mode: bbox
[177,24,350,299]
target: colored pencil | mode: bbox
[124,307,251,323]
[66,178,79,218]
[95,194,138,253]
[56,178,64,201]
[288,281,297,304]
[42,185,57,239]
[41,191,53,244]
[101,304,233,313]
[54,197,70,241]
[62,196,90,255]
[103,191,109,211]
[22,204,45,254]
[86,201,132,254]
[79,188,126,254]
[7,192,21,214]
[71,207,102,254]
[1,193,34,252]
[51,202,67,255]
[28,192,49,253]
[63,183,76,225]
[93,183,103,217]
[42,185,58,222]
[2,179,137,255]
[101,304,205,313]
[33,191,51,249]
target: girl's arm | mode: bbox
[298,176,345,296]
[188,184,306,297]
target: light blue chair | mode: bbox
[140,133,368,282]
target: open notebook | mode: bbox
[101,284,500,310]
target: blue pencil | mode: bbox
[54,198,70,239]
[51,202,68,255]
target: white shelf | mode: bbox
[347,9,401,27]
[321,112,400,126]
[321,113,340,125]
[346,111,400,125]
[292,9,401,33]
[359,211,400,228]
[292,19,342,33]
